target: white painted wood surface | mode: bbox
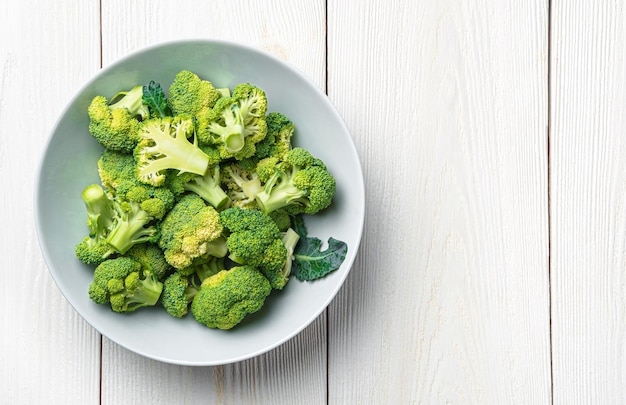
[550,1,626,403]
[4,0,626,403]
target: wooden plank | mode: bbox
[327,1,552,402]
[551,1,626,402]
[99,1,328,403]
[0,0,102,404]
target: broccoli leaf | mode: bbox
[142,81,171,118]
[290,214,348,281]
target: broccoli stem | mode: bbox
[208,122,245,153]
[255,173,308,214]
[81,184,114,237]
[106,203,156,254]
[281,228,300,280]
[183,167,230,210]
[204,236,228,258]
[140,135,211,177]
[109,86,149,120]
[126,276,164,309]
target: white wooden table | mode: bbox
[3,0,624,403]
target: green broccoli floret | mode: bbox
[158,194,225,270]
[221,162,263,209]
[134,115,213,187]
[254,112,294,161]
[197,83,268,160]
[87,86,149,153]
[75,184,116,265]
[161,272,198,318]
[88,257,163,313]
[167,70,222,117]
[190,266,271,329]
[97,149,176,212]
[268,210,292,232]
[180,165,230,211]
[105,200,160,255]
[126,243,173,281]
[97,149,136,191]
[219,207,289,290]
[255,148,336,215]
[109,86,151,119]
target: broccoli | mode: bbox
[255,148,336,215]
[190,266,271,330]
[181,165,230,211]
[97,149,176,212]
[109,86,151,120]
[75,181,163,259]
[219,207,289,290]
[126,243,173,281]
[105,199,161,255]
[221,162,263,209]
[268,210,292,232]
[134,115,213,187]
[197,83,268,160]
[158,194,225,270]
[88,257,163,313]
[87,86,148,153]
[75,184,116,265]
[167,70,222,117]
[161,272,198,318]
[162,144,222,200]
[178,254,226,279]
[254,112,294,161]
[280,228,300,285]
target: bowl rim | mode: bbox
[34,38,365,366]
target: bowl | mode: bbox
[34,39,364,366]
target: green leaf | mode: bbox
[142,81,171,119]
[292,237,348,281]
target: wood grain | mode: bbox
[551,1,626,402]
[99,1,328,403]
[0,1,102,404]
[327,1,552,403]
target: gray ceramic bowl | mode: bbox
[35,39,364,365]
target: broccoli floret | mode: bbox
[162,144,221,200]
[181,165,230,211]
[158,194,225,270]
[221,163,263,209]
[167,70,222,117]
[105,200,160,255]
[126,243,173,281]
[254,112,294,161]
[109,86,151,120]
[75,184,116,265]
[190,266,271,329]
[161,272,198,318]
[219,207,289,289]
[197,83,268,160]
[178,254,226,279]
[88,257,163,313]
[255,148,336,215]
[134,115,212,187]
[87,86,149,153]
[97,149,136,191]
[268,210,291,232]
[97,149,176,212]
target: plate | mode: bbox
[34,39,364,366]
